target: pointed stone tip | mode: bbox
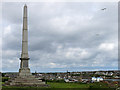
[24,4,27,7]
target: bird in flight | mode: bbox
[96,34,100,36]
[101,8,106,10]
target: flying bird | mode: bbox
[101,8,106,10]
[96,34,100,36]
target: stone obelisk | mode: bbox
[19,4,31,76]
[6,4,46,86]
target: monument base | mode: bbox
[5,68,47,87]
[19,68,32,76]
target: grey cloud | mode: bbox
[2,2,118,72]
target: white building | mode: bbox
[92,77,103,82]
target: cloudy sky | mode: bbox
[2,2,118,72]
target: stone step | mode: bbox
[14,79,42,82]
[12,81,43,83]
[17,75,35,78]
[10,82,46,86]
[12,78,42,81]
[14,78,38,80]
[9,81,46,85]
[6,74,46,86]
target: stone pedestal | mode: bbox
[6,68,46,86]
[19,68,32,76]
[6,67,46,86]
[8,75,46,86]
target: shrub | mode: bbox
[2,77,9,82]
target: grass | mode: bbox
[2,82,109,89]
[47,82,89,88]
[2,82,5,84]
[47,82,110,88]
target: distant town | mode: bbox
[1,70,120,87]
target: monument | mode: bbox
[19,4,31,77]
[6,4,46,86]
